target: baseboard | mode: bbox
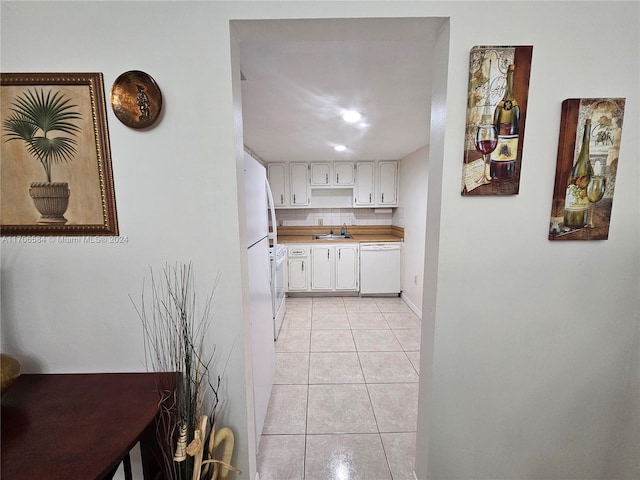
[401,292,422,319]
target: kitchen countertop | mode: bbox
[275,225,403,244]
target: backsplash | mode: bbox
[274,208,393,227]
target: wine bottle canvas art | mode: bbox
[461,45,533,196]
[549,98,625,240]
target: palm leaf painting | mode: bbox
[3,88,82,183]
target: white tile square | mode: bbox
[263,385,307,435]
[312,312,350,329]
[348,312,389,329]
[275,329,310,353]
[257,434,305,480]
[367,383,418,432]
[281,310,311,330]
[393,328,422,351]
[358,351,419,383]
[310,330,356,352]
[305,434,392,480]
[307,384,377,434]
[375,297,413,313]
[383,312,422,329]
[274,352,309,384]
[309,352,364,384]
[352,329,402,351]
[381,432,417,480]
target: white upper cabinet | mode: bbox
[378,161,398,206]
[354,160,398,207]
[354,162,375,206]
[310,162,355,187]
[267,160,396,208]
[310,163,332,186]
[334,163,355,186]
[267,163,288,207]
[290,163,310,206]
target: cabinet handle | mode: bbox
[327,250,330,260]
[336,173,339,183]
[280,194,283,204]
[382,193,384,203]
[369,193,372,202]
[293,194,296,204]
[302,261,304,272]
[339,249,341,260]
[326,173,329,183]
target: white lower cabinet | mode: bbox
[311,243,359,292]
[335,245,359,290]
[287,245,310,292]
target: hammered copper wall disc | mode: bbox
[111,70,162,129]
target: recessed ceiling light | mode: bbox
[334,145,347,152]
[342,110,362,123]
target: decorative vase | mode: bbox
[29,182,70,224]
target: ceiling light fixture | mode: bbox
[342,110,362,123]
[334,145,347,152]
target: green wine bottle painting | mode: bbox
[549,98,625,241]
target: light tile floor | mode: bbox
[257,296,421,480]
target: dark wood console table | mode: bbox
[1,372,174,480]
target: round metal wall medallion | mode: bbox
[111,70,162,129]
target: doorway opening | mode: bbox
[231,16,449,479]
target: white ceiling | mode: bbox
[235,18,444,163]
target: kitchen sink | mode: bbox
[313,234,353,240]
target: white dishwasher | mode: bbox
[359,242,401,295]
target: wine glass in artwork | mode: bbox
[475,124,498,183]
[586,161,606,228]
[586,176,606,228]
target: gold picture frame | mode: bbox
[1,72,118,236]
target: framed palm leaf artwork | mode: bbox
[1,72,118,236]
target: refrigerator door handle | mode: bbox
[265,178,278,243]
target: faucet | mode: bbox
[340,223,347,236]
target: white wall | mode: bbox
[418,2,639,479]
[2,2,638,480]
[394,146,429,315]
[0,1,254,476]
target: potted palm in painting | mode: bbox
[3,88,81,224]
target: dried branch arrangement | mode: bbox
[131,263,240,480]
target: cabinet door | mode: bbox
[334,163,355,186]
[288,258,308,291]
[335,245,359,290]
[310,163,331,186]
[378,161,398,205]
[290,163,310,205]
[311,246,333,290]
[354,162,375,206]
[267,163,287,207]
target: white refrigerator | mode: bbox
[244,151,275,448]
